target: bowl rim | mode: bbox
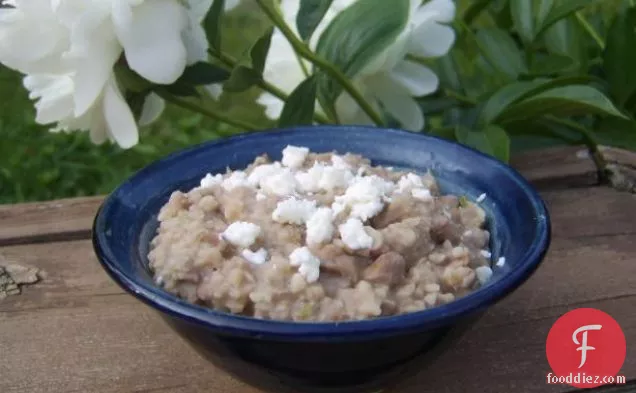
[92,125,551,340]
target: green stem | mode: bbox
[209,49,331,124]
[254,0,385,126]
[444,89,477,105]
[157,90,259,131]
[575,12,605,50]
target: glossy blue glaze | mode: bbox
[92,126,551,393]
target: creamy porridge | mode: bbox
[148,146,496,321]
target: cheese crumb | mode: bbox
[222,171,251,191]
[338,218,374,250]
[295,162,354,193]
[411,188,432,201]
[242,248,268,265]
[256,192,266,201]
[260,168,297,196]
[200,173,223,188]
[272,197,317,224]
[282,145,309,168]
[397,173,424,193]
[349,200,384,221]
[289,247,321,283]
[475,266,493,285]
[306,207,334,245]
[221,221,261,248]
[331,202,346,218]
[480,250,491,259]
[496,257,506,267]
[331,154,350,169]
[476,193,486,203]
[247,162,282,187]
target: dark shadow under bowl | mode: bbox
[92,126,551,393]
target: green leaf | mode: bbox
[278,75,318,127]
[529,53,576,76]
[480,76,594,124]
[497,85,628,123]
[537,0,554,24]
[315,0,410,102]
[297,0,334,41]
[455,125,511,162]
[223,65,261,93]
[204,0,226,53]
[596,117,636,151]
[463,0,498,25]
[433,53,463,92]
[603,9,636,107]
[542,16,586,70]
[474,28,527,80]
[165,84,200,97]
[427,126,457,141]
[510,0,535,43]
[250,27,274,74]
[536,0,595,37]
[178,62,229,86]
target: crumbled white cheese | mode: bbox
[256,192,266,201]
[247,162,282,187]
[295,162,354,193]
[319,166,355,191]
[331,202,346,218]
[357,167,366,176]
[496,257,506,267]
[260,168,297,196]
[475,266,493,285]
[337,175,395,205]
[282,145,309,168]
[306,207,335,245]
[480,250,492,259]
[295,163,324,192]
[335,175,394,221]
[338,218,374,250]
[221,221,261,248]
[331,154,350,169]
[349,200,384,221]
[397,173,424,193]
[289,247,321,283]
[476,193,487,203]
[222,171,251,191]
[411,188,432,201]
[200,173,223,188]
[272,197,317,224]
[242,248,268,265]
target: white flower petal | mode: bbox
[413,0,456,25]
[89,110,109,145]
[371,77,424,131]
[69,21,121,117]
[182,0,212,64]
[102,76,139,148]
[407,23,455,58]
[115,0,189,84]
[256,92,285,120]
[23,74,75,124]
[205,83,223,100]
[389,61,439,97]
[138,93,165,126]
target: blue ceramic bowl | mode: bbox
[92,126,551,393]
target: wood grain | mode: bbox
[0,146,599,247]
[2,181,635,393]
[0,196,103,247]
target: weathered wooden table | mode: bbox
[1,146,635,393]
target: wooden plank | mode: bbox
[0,147,601,247]
[0,196,103,247]
[1,232,635,392]
[511,146,598,190]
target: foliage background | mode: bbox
[0,0,633,204]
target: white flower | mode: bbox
[257,0,456,131]
[0,0,228,148]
